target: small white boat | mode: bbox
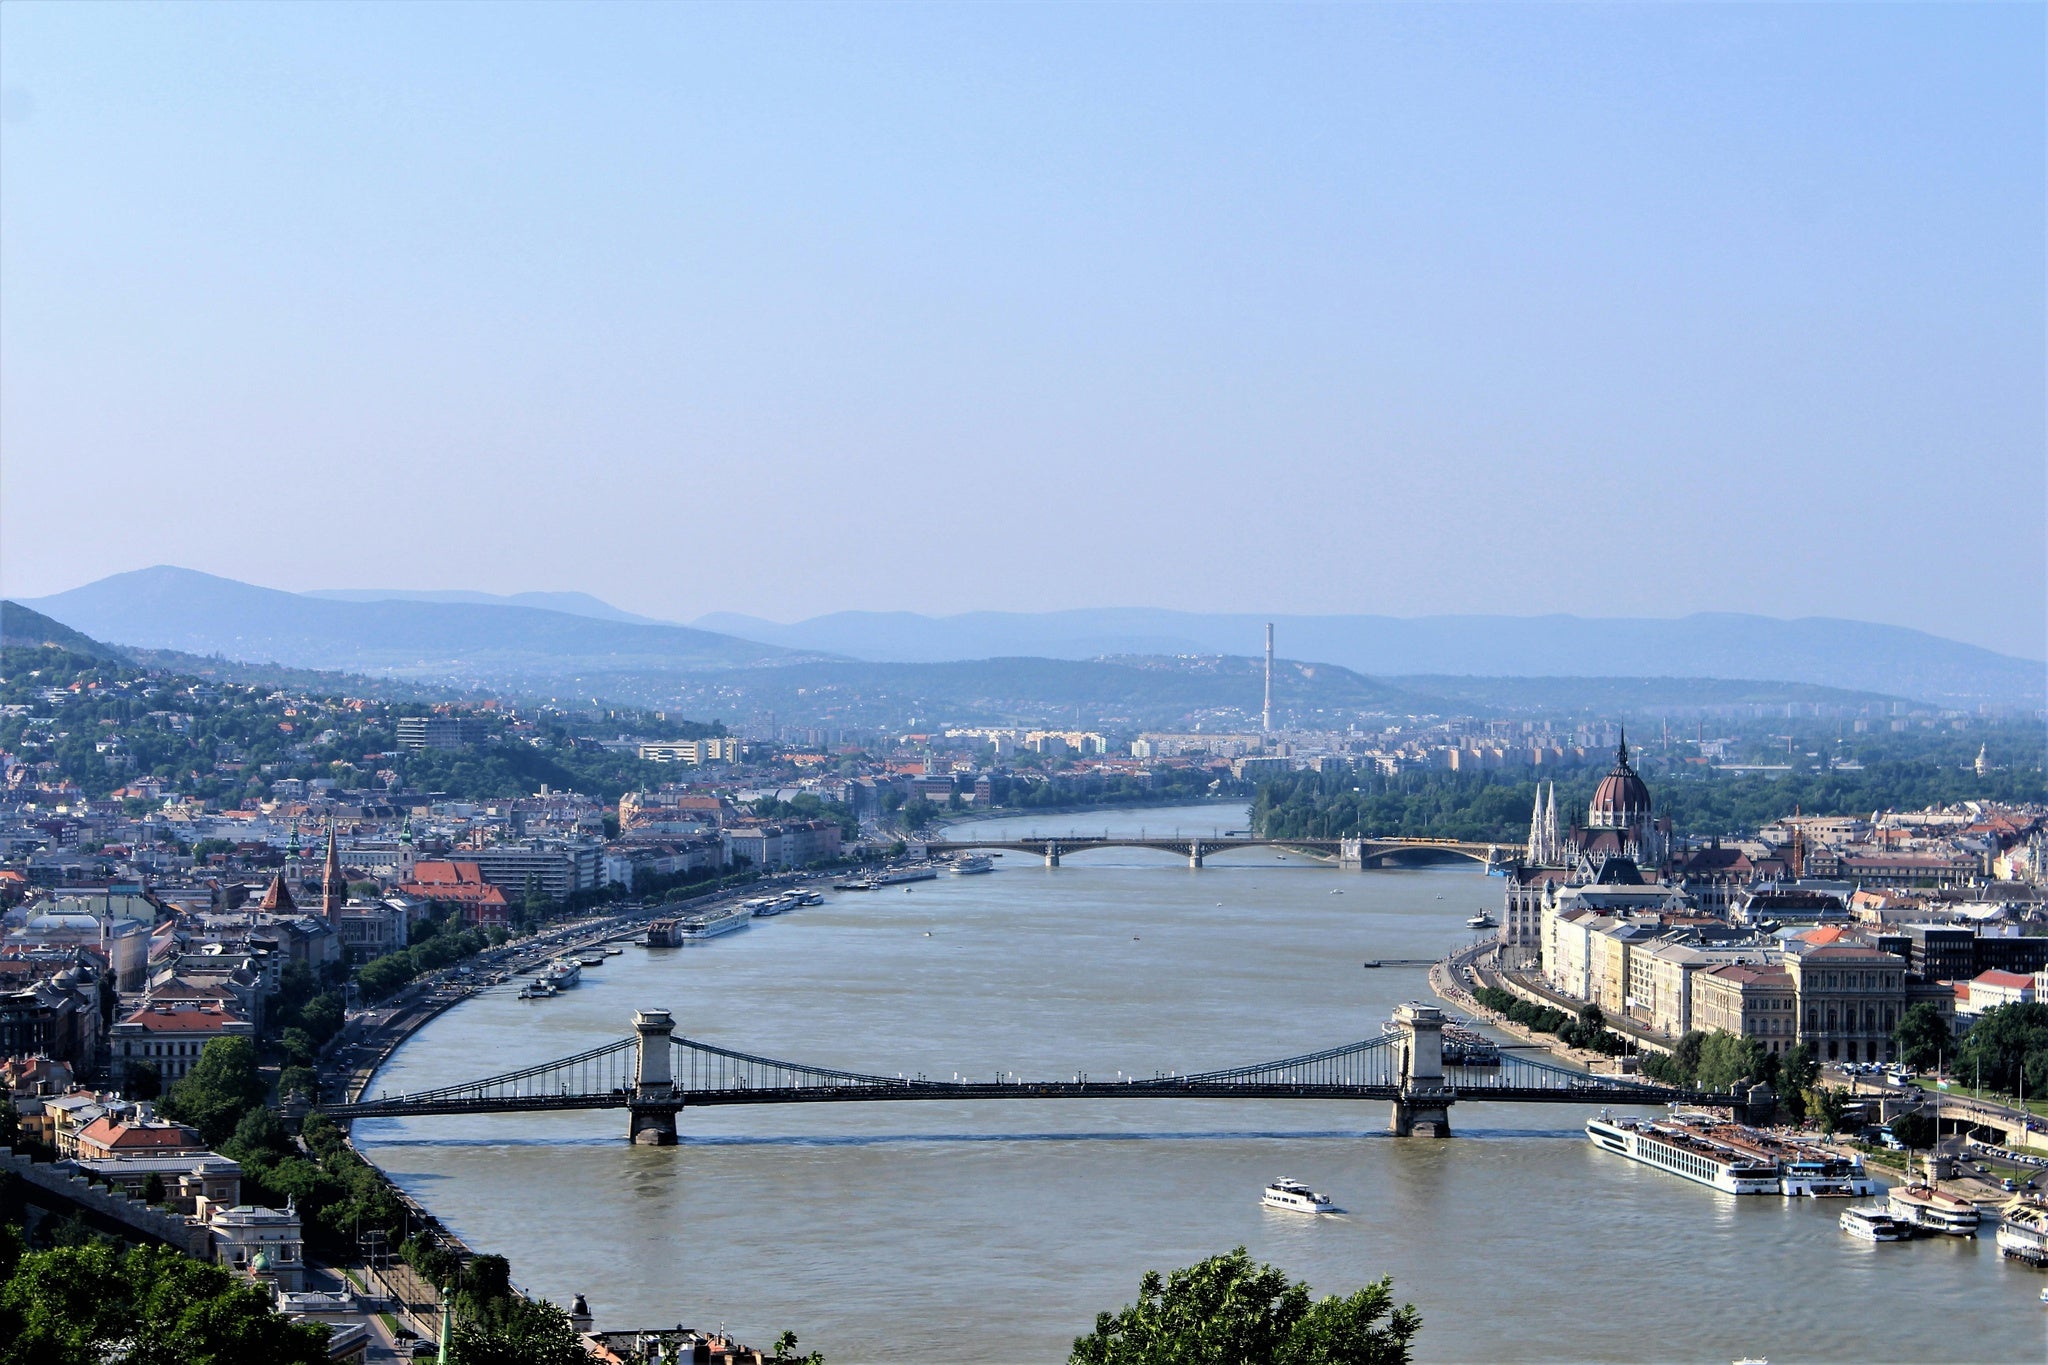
[1840,1206,1908,1241]
[1261,1178,1333,1214]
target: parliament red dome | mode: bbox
[1587,735,1652,830]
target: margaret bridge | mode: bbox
[935,834,1511,869]
[320,1005,1768,1143]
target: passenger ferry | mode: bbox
[517,980,557,1000]
[1887,1184,1980,1236]
[1779,1149,1879,1198]
[951,855,995,876]
[1261,1178,1334,1214]
[1840,1206,1910,1242]
[1466,911,1496,929]
[1584,1112,1782,1194]
[876,866,939,886]
[1995,1200,2048,1267]
[542,959,581,989]
[680,905,752,940]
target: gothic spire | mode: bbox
[321,818,343,920]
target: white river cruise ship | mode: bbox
[1585,1113,1783,1195]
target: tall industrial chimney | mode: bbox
[1262,622,1274,734]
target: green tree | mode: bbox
[124,1060,161,1102]
[1893,1002,1950,1073]
[0,1240,330,1365]
[161,1037,265,1146]
[1779,1043,1819,1096]
[446,1295,588,1365]
[1069,1248,1419,1365]
[1954,1001,2048,1096]
[279,1028,319,1068]
[1809,1087,1857,1135]
[1889,1111,1937,1150]
[1670,1030,1706,1081]
[1694,1031,1770,1092]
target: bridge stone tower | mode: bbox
[629,1008,680,1145]
[1388,1002,1453,1138]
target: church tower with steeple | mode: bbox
[320,819,343,922]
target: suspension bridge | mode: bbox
[936,834,1510,869]
[320,1005,1765,1143]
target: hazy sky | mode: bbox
[3,4,2042,658]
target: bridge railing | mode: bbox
[344,1036,640,1110]
[672,1034,942,1095]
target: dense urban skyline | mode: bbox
[2,5,2042,657]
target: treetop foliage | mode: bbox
[1070,1248,1419,1365]
[0,1239,329,1365]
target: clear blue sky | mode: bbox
[3,3,2041,658]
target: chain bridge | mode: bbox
[937,834,1511,869]
[321,1005,1753,1143]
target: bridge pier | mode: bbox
[1044,842,1060,868]
[1188,840,1204,869]
[1388,1002,1454,1138]
[629,1105,679,1145]
[1388,1095,1453,1138]
[631,1008,679,1145]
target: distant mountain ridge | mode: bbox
[694,608,2044,706]
[304,587,667,626]
[21,568,2039,710]
[23,567,801,680]
[0,600,132,662]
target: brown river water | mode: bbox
[356,804,2046,1363]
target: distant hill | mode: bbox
[650,654,1431,730]
[25,567,804,682]
[1386,675,1911,716]
[0,600,130,662]
[694,608,2044,706]
[304,587,667,626]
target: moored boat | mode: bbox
[1584,1112,1782,1195]
[1779,1149,1879,1198]
[1996,1200,2048,1266]
[952,855,995,876]
[680,905,752,940]
[1888,1184,1980,1236]
[1840,1206,1909,1241]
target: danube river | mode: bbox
[357,804,2045,1363]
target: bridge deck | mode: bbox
[320,1016,1717,1125]
[328,1078,1708,1121]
